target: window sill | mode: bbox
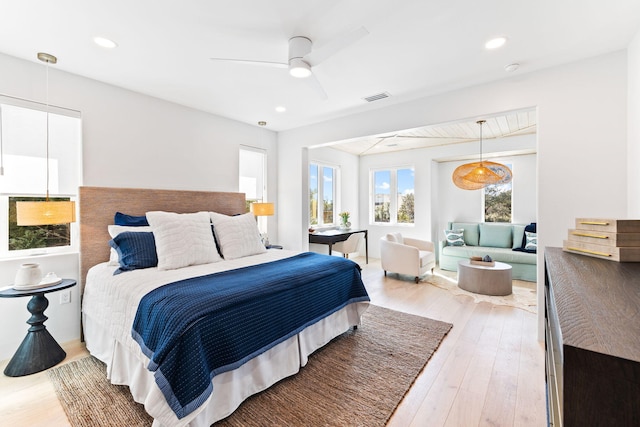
[0,251,79,263]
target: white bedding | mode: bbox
[82,249,369,426]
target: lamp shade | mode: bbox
[452,119,513,190]
[250,202,275,217]
[452,161,512,190]
[16,201,76,225]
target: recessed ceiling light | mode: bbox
[275,106,286,113]
[504,63,520,72]
[258,121,267,126]
[93,36,118,49]
[485,36,507,50]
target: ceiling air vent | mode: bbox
[363,92,390,103]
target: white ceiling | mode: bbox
[0,1,639,132]
[328,109,537,156]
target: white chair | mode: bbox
[333,233,364,259]
[380,232,435,283]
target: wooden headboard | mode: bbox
[79,186,246,290]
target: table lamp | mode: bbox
[250,202,275,246]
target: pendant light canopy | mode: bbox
[16,52,76,226]
[452,120,512,190]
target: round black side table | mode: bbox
[0,279,76,377]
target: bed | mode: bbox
[79,186,370,426]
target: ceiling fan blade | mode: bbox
[306,72,328,100]
[305,26,369,66]
[209,57,288,69]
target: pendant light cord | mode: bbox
[45,58,50,201]
[478,120,484,165]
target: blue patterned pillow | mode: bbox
[444,229,465,246]
[524,231,537,251]
[109,231,158,275]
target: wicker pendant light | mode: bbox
[452,120,512,190]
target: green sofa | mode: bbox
[439,221,537,282]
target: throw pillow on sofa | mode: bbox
[444,229,465,246]
[513,222,537,253]
[386,232,404,244]
[525,231,537,251]
[451,222,480,246]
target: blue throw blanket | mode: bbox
[131,252,370,419]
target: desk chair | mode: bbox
[333,233,364,259]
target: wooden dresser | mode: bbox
[544,247,640,426]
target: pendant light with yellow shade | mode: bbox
[452,120,512,190]
[16,52,76,226]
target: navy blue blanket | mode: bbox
[131,252,369,419]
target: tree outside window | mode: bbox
[484,164,512,222]
[9,197,71,250]
[372,167,414,225]
[309,163,337,226]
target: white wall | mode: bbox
[278,51,628,339]
[0,52,277,361]
[628,29,640,217]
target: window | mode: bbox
[484,163,512,222]
[0,97,81,258]
[309,163,337,226]
[239,146,267,212]
[371,167,414,225]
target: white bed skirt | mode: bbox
[83,301,369,426]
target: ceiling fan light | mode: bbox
[289,58,311,78]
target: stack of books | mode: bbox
[563,218,640,262]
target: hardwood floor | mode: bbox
[0,258,546,426]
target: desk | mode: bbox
[309,229,368,264]
[0,279,76,376]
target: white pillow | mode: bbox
[107,225,152,266]
[146,211,221,270]
[210,212,267,260]
[386,232,404,244]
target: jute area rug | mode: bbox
[418,269,538,314]
[48,305,452,427]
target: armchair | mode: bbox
[380,233,436,283]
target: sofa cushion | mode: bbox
[451,222,479,246]
[441,245,536,265]
[479,223,512,248]
[444,229,465,246]
[512,224,526,249]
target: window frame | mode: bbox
[309,162,339,227]
[0,95,81,259]
[239,145,268,212]
[370,165,415,226]
[482,162,513,223]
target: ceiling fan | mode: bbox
[209,27,369,99]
